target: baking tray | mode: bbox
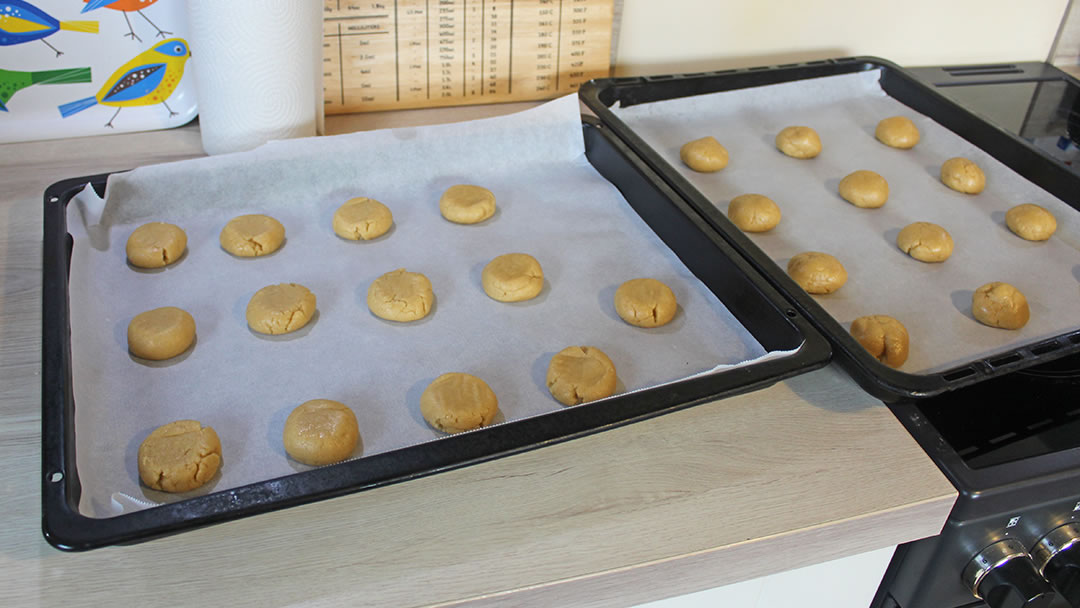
[579,57,1080,402]
[41,118,830,551]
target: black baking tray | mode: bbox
[580,57,1080,402]
[41,118,830,550]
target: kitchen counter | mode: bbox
[0,106,957,607]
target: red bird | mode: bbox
[82,0,171,42]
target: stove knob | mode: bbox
[962,539,1057,608]
[1031,523,1080,607]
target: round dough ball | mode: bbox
[897,221,954,263]
[546,346,617,406]
[333,197,393,241]
[875,116,920,149]
[728,194,781,232]
[775,126,822,159]
[787,252,848,295]
[420,372,499,434]
[126,222,187,268]
[439,184,496,224]
[680,136,729,172]
[283,399,360,466]
[482,253,543,302]
[138,420,222,493]
[972,282,1029,330]
[941,157,986,194]
[246,283,317,335]
[850,315,910,368]
[367,268,433,322]
[127,306,196,360]
[1006,203,1057,241]
[614,278,677,328]
[220,214,286,257]
[839,170,889,208]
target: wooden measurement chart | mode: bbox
[323,0,614,113]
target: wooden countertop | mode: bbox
[0,107,956,607]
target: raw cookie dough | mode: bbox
[420,372,499,434]
[138,420,222,493]
[787,252,848,294]
[283,399,360,466]
[728,194,781,232]
[367,268,433,322]
[940,157,986,194]
[439,184,496,224]
[680,136,729,172]
[220,214,286,257]
[850,315,910,368]
[839,170,889,208]
[874,116,920,149]
[897,221,954,263]
[614,278,677,328]
[246,283,317,335]
[775,126,822,159]
[546,346,617,406]
[127,306,196,360]
[126,222,187,268]
[333,197,394,241]
[972,282,1030,330]
[1006,204,1057,241]
[482,253,544,302]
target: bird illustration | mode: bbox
[82,0,170,43]
[0,0,98,57]
[0,66,92,111]
[58,37,190,128]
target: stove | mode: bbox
[871,60,1080,608]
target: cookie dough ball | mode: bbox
[728,194,781,232]
[367,268,433,322]
[220,214,286,257]
[333,197,393,241]
[138,420,221,493]
[839,170,889,208]
[897,221,954,263]
[614,278,677,328]
[775,126,822,159]
[126,222,187,268]
[850,315,910,368]
[482,253,543,302]
[420,373,499,434]
[941,157,986,194]
[875,116,920,149]
[127,306,196,360]
[787,252,848,295]
[283,399,360,466]
[972,282,1030,330]
[1006,203,1057,241]
[546,346,617,406]
[439,185,496,224]
[680,136,729,172]
[246,283,317,335]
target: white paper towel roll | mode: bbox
[185,0,324,155]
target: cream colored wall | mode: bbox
[613,0,1071,76]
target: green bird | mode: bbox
[0,66,91,111]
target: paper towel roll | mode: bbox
[185,0,324,155]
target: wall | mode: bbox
[613,0,1071,76]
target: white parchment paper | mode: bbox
[67,95,779,518]
[613,70,1080,374]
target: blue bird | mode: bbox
[0,0,98,57]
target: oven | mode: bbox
[871,63,1080,608]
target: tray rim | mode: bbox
[40,120,831,551]
[578,56,1080,402]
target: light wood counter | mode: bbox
[0,108,956,607]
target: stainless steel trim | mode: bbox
[962,538,1029,599]
[1031,522,1080,575]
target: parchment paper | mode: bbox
[612,70,1080,374]
[66,95,780,518]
